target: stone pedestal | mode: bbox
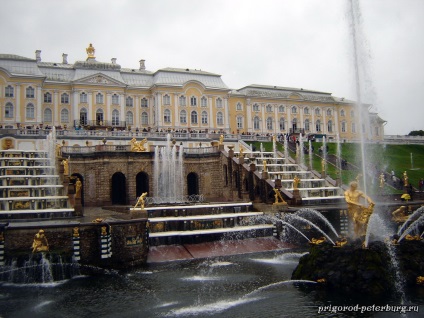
[130,209,148,219]
[239,156,245,164]
[272,202,288,212]
[262,171,268,180]
[74,196,84,217]
[292,189,303,206]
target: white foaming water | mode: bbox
[33,300,54,310]
[296,208,339,238]
[245,280,317,298]
[181,275,223,282]
[251,252,308,265]
[209,261,234,267]
[287,215,336,245]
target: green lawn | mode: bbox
[249,141,424,190]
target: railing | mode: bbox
[73,120,127,128]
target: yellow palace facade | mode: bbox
[0,45,385,141]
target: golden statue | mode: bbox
[392,206,409,223]
[86,43,95,58]
[379,173,385,188]
[273,188,287,204]
[73,227,80,238]
[293,175,301,189]
[31,229,49,253]
[130,138,148,152]
[403,171,409,186]
[417,276,424,285]
[316,278,326,284]
[219,135,224,145]
[309,237,326,245]
[134,192,148,209]
[101,226,107,236]
[239,147,244,157]
[61,159,69,175]
[75,178,82,198]
[55,143,62,157]
[344,181,375,238]
[405,234,421,241]
[334,237,348,248]
[2,138,14,150]
[263,160,267,172]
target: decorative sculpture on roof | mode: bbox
[86,43,95,59]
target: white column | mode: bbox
[287,105,292,134]
[246,99,252,132]
[224,97,230,133]
[323,106,327,134]
[15,84,21,123]
[88,92,93,122]
[311,108,316,133]
[120,94,125,127]
[299,106,304,135]
[174,94,180,128]
[72,90,79,126]
[156,93,162,128]
[260,103,265,134]
[134,95,140,128]
[106,93,111,125]
[334,106,339,135]
[54,90,59,125]
[208,96,214,131]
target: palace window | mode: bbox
[340,109,345,117]
[253,103,260,112]
[5,85,14,98]
[26,86,35,98]
[279,117,285,130]
[327,109,332,116]
[216,98,223,108]
[164,109,171,123]
[112,94,119,105]
[79,108,88,126]
[341,121,346,132]
[236,102,243,111]
[304,107,309,115]
[126,111,134,125]
[61,93,69,104]
[237,116,243,128]
[61,109,69,123]
[191,111,198,124]
[141,112,149,125]
[26,103,35,119]
[216,112,224,125]
[43,108,52,122]
[278,105,285,113]
[141,98,148,108]
[112,109,120,126]
[179,95,186,106]
[266,117,273,130]
[190,96,197,107]
[201,111,208,124]
[315,108,321,116]
[163,94,170,105]
[253,116,260,130]
[126,96,133,107]
[44,92,52,103]
[351,122,356,133]
[80,92,88,103]
[266,104,273,112]
[180,110,187,123]
[201,96,207,107]
[96,93,104,104]
[316,120,321,132]
[375,126,380,136]
[304,119,310,131]
[327,120,333,132]
[5,102,14,118]
[291,106,297,114]
[350,110,355,117]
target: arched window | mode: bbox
[96,108,104,125]
[79,108,88,126]
[141,112,149,125]
[112,109,120,126]
[292,118,297,130]
[216,98,223,108]
[279,117,285,130]
[266,104,272,112]
[141,98,148,108]
[327,109,332,116]
[126,111,134,125]
[164,109,171,123]
[253,103,259,112]
[5,85,14,97]
[44,92,52,103]
[191,111,198,124]
[327,120,333,132]
[266,117,273,130]
[341,121,346,132]
[43,108,52,122]
[163,94,170,105]
[201,111,208,124]
[96,93,104,104]
[351,122,356,133]
[26,103,35,119]
[315,108,321,116]
[340,109,345,117]
[201,96,207,107]
[112,94,119,105]
[278,105,285,113]
[236,102,243,111]
[126,96,133,107]
[217,112,224,125]
[237,116,243,128]
[350,110,355,117]
[316,120,321,132]
[304,107,309,115]
[61,108,69,123]
[179,95,186,106]
[180,110,187,123]
[80,92,88,103]
[5,103,13,118]
[291,106,297,114]
[304,119,310,131]
[254,116,260,130]
[190,96,197,106]
[61,93,69,104]
[26,86,35,98]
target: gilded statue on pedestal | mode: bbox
[31,229,49,253]
[61,159,69,175]
[293,175,301,190]
[75,178,82,198]
[344,181,375,238]
[134,192,148,209]
[130,138,148,152]
[86,43,95,58]
[219,135,224,145]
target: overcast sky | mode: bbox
[1,0,423,135]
